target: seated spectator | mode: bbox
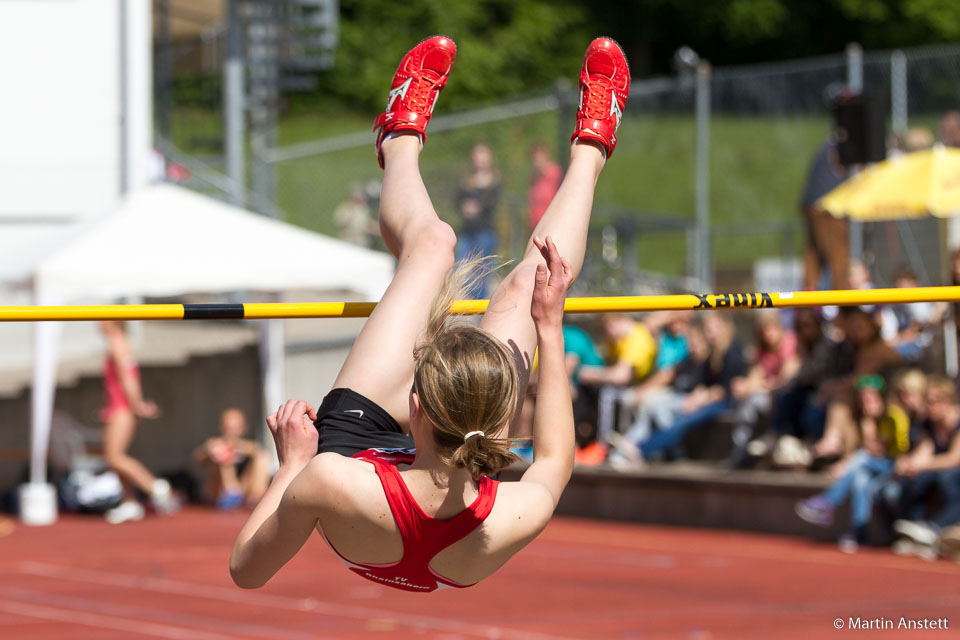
[620,311,693,432]
[886,377,960,554]
[194,408,271,510]
[760,308,835,462]
[516,323,604,462]
[577,314,658,463]
[795,374,912,552]
[813,307,901,462]
[729,310,799,466]
[609,312,746,464]
[888,265,940,364]
[578,314,657,388]
[610,323,709,463]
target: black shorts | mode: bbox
[314,388,415,457]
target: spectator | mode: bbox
[813,308,902,462]
[610,312,747,464]
[759,308,834,460]
[516,323,604,462]
[729,310,799,466]
[609,323,710,465]
[455,142,501,296]
[527,141,563,230]
[627,311,692,408]
[795,374,912,552]
[333,184,377,247]
[939,111,960,147]
[800,139,849,291]
[578,314,657,388]
[577,314,658,464]
[98,321,176,524]
[888,265,939,363]
[887,377,960,553]
[194,408,271,510]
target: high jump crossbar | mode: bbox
[1,287,959,321]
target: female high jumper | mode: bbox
[231,35,630,592]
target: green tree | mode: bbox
[324,0,589,111]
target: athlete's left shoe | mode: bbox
[570,37,630,158]
[373,35,457,168]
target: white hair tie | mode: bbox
[463,430,485,443]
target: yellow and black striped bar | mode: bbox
[2,286,960,322]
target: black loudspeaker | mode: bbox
[832,93,887,166]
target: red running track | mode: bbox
[0,507,957,639]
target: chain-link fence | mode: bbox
[157,23,960,295]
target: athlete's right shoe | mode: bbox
[571,37,630,158]
[373,35,457,169]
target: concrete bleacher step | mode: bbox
[501,462,850,542]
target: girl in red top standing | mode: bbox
[99,321,177,523]
[230,35,630,592]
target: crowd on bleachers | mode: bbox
[520,253,960,560]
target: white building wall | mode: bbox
[0,0,123,219]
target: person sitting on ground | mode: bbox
[795,374,912,552]
[194,408,272,509]
[229,35,631,592]
[886,377,960,556]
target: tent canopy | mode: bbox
[35,184,393,302]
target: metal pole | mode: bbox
[891,50,908,136]
[846,43,864,262]
[5,287,960,321]
[155,0,171,143]
[224,0,246,207]
[695,61,712,289]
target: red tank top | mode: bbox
[101,356,139,419]
[321,448,499,592]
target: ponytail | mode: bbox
[413,257,520,478]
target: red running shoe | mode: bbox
[570,37,630,158]
[373,35,457,168]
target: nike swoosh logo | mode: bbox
[344,409,364,418]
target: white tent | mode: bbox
[20,184,393,524]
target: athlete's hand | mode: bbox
[531,235,573,333]
[267,399,319,471]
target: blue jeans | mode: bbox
[893,468,960,529]
[639,400,731,459]
[821,450,894,530]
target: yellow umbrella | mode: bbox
[819,145,960,220]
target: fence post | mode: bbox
[695,61,712,290]
[890,50,908,136]
[223,0,246,207]
[846,43,864,262]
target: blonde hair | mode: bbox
[413,257,519,478]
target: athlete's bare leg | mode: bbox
[480,142,605,435]
[332,135,456,427]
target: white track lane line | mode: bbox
[0,600,238,640]
[19,561,574,640]
[1,587,336,640]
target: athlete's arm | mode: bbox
[230,399,320,588]
[109,334,157,418]
[520,236,575,508]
